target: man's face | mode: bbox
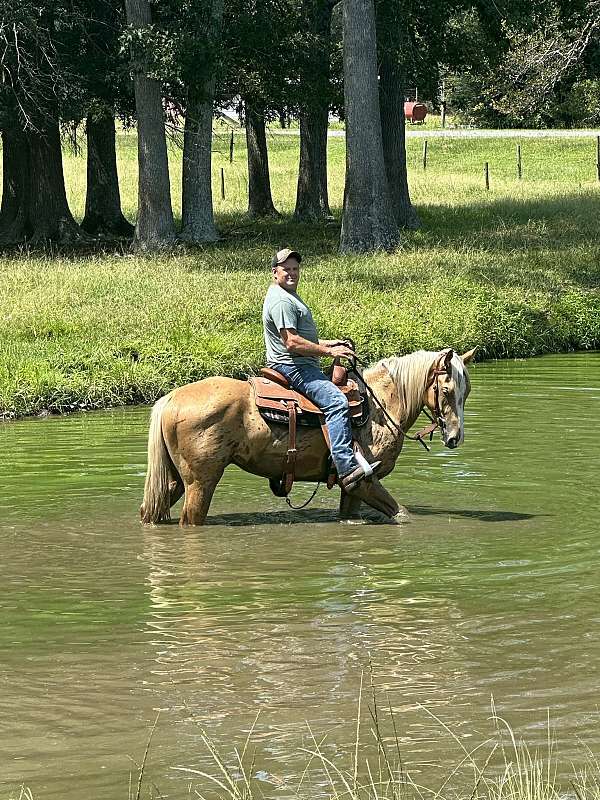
[272,257,300,291]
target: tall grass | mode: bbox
[1,132,599,417]
[10,688,600,799]
[160,684,600,800]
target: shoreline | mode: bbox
[3,348,599,424]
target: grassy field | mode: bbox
[1,130,599,417]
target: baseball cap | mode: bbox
[271,248,302,268]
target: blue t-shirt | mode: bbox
[262,284,320,368]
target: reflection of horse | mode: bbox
[141,347,476,526]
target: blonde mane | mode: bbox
[374,350,439,424]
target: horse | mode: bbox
[140,347,477,526]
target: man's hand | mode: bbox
[326,342,356,360]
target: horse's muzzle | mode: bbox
[445,436,459,449]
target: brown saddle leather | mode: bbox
[251,368,365,421]
[248,368,368,498]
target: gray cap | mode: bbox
[271,248,302,268]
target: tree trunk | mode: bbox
[294,0,334,222]
[125,0,176,250]
[0,116,83,245]
[180,0,223,243]
[294,108,331,221]
[0,124,29,244]
[181,86,220,242]
[379,54,420,229]
[245,101,279,218]
[82,112,134,237]
[27,118,84,243]
[340,0,399,253]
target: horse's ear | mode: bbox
[461,346,478,365]
[438,348,454,375]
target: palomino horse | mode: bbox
[140,347,476,526]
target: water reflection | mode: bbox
[0,353,599,799]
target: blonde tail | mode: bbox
[140,393,175,524]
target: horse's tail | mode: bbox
[140,393,176,524]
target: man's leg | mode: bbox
[273,364,356,477]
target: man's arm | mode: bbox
[280,329,355,359]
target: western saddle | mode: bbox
[248,363,368,497]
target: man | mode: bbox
[262,247,380,492]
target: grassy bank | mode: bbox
[1,132,599,417]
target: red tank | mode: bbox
[404,101,428,123]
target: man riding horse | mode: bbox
[263,248,381,493]
[140,245,476,526]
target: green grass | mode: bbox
[1,130,599,417]
[123,690,600,800]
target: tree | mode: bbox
[376,0,420,230]
[245,100,279,217]
[293,0,337,222]
[442,1,600,128]
[124,0,177,249]
[494,1,600,126]
[79,0,134,237]
[0,2,84,244]
[219,0,292,218]
[178,0,224,243]
[339,0,399,253]
[83,108,134,237]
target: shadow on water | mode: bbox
[160,505,541,527]
[409,505,543,522]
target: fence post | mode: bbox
[422,139,428,170]
[229,129,234,163]
[441,101,447,129]
[517,144,522,179]
[484,161,489,190]
[221,167,225,200]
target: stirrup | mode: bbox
[340,460,382,493]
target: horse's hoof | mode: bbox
[340,517,367,525]
[390,508,410,524]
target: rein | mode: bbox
[352,353,445,452]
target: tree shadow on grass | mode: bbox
[205,190,600,285]
[7,189,598,284]
[417,191,600,254]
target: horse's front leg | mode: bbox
[352,477,409,524]
[339,490,364,523]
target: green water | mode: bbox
[1,353,599,799]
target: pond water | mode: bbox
[1,354,599,800]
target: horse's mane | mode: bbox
[374,350,439,423]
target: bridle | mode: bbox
[352,350,450,452]
[417,366,449,447]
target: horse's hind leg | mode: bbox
[180,470,223,527]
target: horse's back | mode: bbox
[166,376,250,425]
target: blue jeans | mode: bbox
[273,363,357,477]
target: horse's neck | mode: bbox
[363,363,424,432]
